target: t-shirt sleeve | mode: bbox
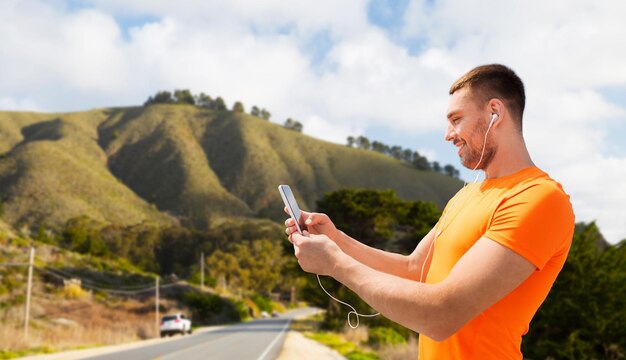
[484,183,574,270]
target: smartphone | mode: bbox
[278,185,303,234]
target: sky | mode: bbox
[1,0,625,243]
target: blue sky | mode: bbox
[0,0,625,242]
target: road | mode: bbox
[86,307,319,360]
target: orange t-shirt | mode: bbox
[418,166,575,359]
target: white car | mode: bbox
[160,313,192,337]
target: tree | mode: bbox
[390,145,403,160]
[283,118,303,132]
[234,239,286,294]
[152,91,174,104]
[371,141,387,153]
[355,136,370,150]
[443,164,457,178]
[432,161,442,173]
[62,217,109,257]
[196,93,213,108]
[402,148,413,163]
[174,89,195,105]
[205,239,286,294]
[260,108,271,120]
[522,222,626,359]
[213,97,227,111]
[411,151,431,170]
[346,136,355,147]
[232,101,245,113]
[251,106,260,117]
[206,249,246,291]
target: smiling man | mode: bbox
[285,64,575,359]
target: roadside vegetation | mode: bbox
[291,312,417,360]
[0,228,284,359]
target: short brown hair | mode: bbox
[450,64,525,130]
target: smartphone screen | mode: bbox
[278,185,303,234]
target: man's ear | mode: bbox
[488,98,506,125]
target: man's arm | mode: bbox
[334,229,435,282]
[294,234,535,341]
[287,211,436,282]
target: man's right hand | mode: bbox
[284,208,341,242]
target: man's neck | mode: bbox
[484,137,534,179]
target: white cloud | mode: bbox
[401,0,626,243]
[302,115,363,145]
[0,0,625,242]
[0,97,41,111]
[555,156,626,244]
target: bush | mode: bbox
[367,327,406,347]
[231,300,249,322]
[184,291,223,323]
[62,283,90,299]
[251,293,272,312]
[184,291,245,325]
[270,300,285,313]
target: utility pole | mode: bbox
[155,276,160,338]
[24,247,34,339]
[200,252,204,291]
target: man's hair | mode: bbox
[449,64,525,131]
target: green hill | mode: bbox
[0,105,462,229]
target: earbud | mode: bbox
[489,113,498,127]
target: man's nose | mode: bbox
[444,123,456,142]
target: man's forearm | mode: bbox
[332,251,452,341]
[334,231,418,280]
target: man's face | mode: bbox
[445,88,496,170]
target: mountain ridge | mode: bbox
[0,105,462,229]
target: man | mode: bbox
[285,64,574,359]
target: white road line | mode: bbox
[256,319,292,360]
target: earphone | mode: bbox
[420,112,498,283]
[489,113,498,127]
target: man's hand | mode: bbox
[291,232,344,276]
[284,208,341,241]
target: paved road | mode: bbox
[86,307,319,360]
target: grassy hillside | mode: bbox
[0,105,462,229]
[0,110,174,228]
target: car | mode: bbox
[160,313,192,337]
[271,310,280,318]
[260,311,269,318]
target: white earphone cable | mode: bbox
[316,274,379,328]
[420,116,495,283]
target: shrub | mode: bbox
[63,283,90,299]
[251,293,272,312]
[184,291,223,323]
[367,327,406,347]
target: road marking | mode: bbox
[256,319,292,360]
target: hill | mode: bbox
[0,105,462,229]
